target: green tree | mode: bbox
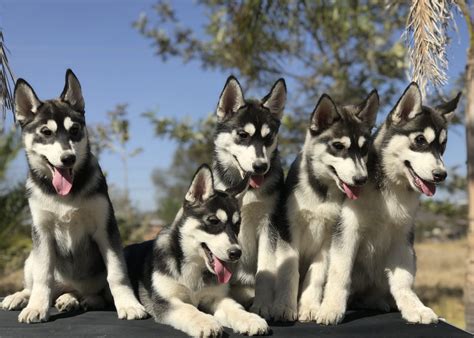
[0,31,14,130]
[91,104,143,232]
[136,0,410,222]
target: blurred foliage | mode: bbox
[0,130,30,274]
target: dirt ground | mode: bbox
[415,239,467,329]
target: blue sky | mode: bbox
[1,0,470,211]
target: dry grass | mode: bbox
[415,239,467,329]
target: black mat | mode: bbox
[0,306,471,338]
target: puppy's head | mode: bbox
[214,76,286,189]
[379,83,460,196]
[180,164,248,284]
[15,69,88,196]
[304,91,379,199]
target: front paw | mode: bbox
[315,301,345,325]
[55,293,80,313]
[117,303,148,320]
[271,302,297,322]
[187,314,223,338]
[298,303,320,322]
[402,305,438,324]
[18,307,49,323]
[231,312,269,336]
[2,291,29,311]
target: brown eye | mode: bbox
[415,135,427,146]
[332,142,344,150]
[207,216,220,225]
[69,125,80,136]
[238,130,249,139]
[41,127,52,136]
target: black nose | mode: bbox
[432,169,447,182]
[60,154,76,167]
[252,162,268,174]
[228,248,242,261]
[352,175,368,186]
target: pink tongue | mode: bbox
[249,175,264,189]
[213,256,232,284]
[415,176,436,197]
[52,167,73,196]
[342,182,360,200]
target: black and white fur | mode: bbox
[1,70,147,323]
[124,165,268,337]
[316,83,460,325]
[212,76,297,320]
[280,92,379,322]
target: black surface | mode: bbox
[0,306,471,338]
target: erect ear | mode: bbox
[216,76,245,122]
[390,82,422,124]
[262,78,286,120]
[185,164,215,204]
[60,69,85,113]
[356,89,379,129]
[309,94,340,134]
[435,92,461,123]
[14,79,42,125]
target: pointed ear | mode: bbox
[356,90,379,128]
[309,94,340,134]
[14,79,42,125]
[185,164,215,204]
[262,78,286,119]
[60,69,85,113]
[216,76,245,122]
[390,82,422,124]
[436,92,461,123]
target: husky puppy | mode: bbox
[212,76,297,320]
[316,83,460,325]
[1,70,147,323]
[124,165,268,337]
[280,92,379,322]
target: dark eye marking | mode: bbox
[40,127,52,136]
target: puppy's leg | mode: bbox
[250,224,276,320]
[94,223,147,320]
[271,240,299,322]
[55,292,81,313]
[316,206,359,325]
[213,297,269,336]
[2,254,34,311]
[298,238,329,322]
[18,231,55,323]
[386,236,438,324]
[229,284,254,309]
[162,299,223,337]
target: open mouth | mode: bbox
[330,166,361,200]
[201,243,233,284]
[44,158,74,196]
[232,155,265,189]
[404,161,436,197]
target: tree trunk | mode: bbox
[461,0,474,332]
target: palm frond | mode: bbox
[406,0,457,96]
[0,31,15,132]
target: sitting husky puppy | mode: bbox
[280,92,379,322]
[124,165,268,337]
[212,76,298,320]
[2,70,146,323]
[316,83,460,325]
